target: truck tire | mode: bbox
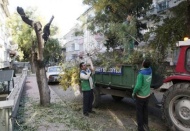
[93,87,101,108]
[162,83,190,131]
[112,95,124,101]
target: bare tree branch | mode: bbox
[42,16,54,43]
[17,6,34,27]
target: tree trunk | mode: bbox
[30,41,36,73]
[17,7,51,106]
[187,0,190,37]
[34,22,50,106]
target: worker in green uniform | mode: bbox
[79,61,95,116]
[132,59,152,131]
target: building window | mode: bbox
[75,43,79,50]
[72,54,77,60]
[71,44,74,51]
[158,1,169,12]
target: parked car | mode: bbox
[46,66,63,84]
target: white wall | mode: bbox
[0,1,11,68]
[63,24,84,62]
[79,8,106,55]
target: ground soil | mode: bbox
[52,85,169,131]
[14,76,169,131]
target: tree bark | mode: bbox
[17,7,51,106]
[30,41,36,73]
[33,22,50,106]
[187,0,190,37]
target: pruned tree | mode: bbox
[17,6,54,106]
[42,16,54,43]
[82,0,152,53]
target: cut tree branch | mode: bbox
[17,6,34,27]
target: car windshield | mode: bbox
[48,67,62,72]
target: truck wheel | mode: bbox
[112,95,124,101]
[162,83,190,131]
[93,87,101,108]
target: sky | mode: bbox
[8,0,89,37]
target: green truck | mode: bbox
[92,65,162,107]
[92,40,190,131]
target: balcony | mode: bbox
[146,1,169,16]
[157,2,169,12]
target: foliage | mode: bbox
[100,18,137,52]
[15,95,92,131]
[6,12,36,61]
[82,1,190,65]
[82,0,152,52]
[74,29,84,36]
[61,1,188,89]
[6,7,59,62]
[144,1,187,57]
[93,48,161,67]
[58,47,166,91]
[59,64,80,91]
[83,0,152,21]
[43,38,62,65]
[49,25,59,36]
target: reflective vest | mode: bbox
[80,70,91,91]
[80,79,91,91]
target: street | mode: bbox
[50,83,168,131]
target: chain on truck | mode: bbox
[88,39,190,131]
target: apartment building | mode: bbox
[63,24,84,62]
[146,0,185,26]
[146,0,181,14]
[0,0,12,69]
[63,8,106,63]
[77,8,106,55]
[135,0,185,43]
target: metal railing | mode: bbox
[0,68,27,131]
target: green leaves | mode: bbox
[82,0,152,53]
[87,1,190,64]
[6,11,37,61]
[145,1,187,57]
[43,38,62,64]
[6,8,59,62]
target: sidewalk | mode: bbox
[23,74,61,103]
[14,74,71,131]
